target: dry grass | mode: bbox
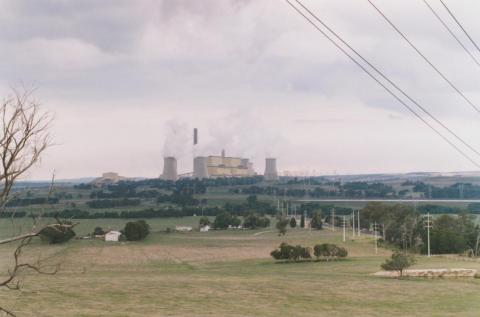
[0,228,479,316]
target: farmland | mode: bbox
[1,224,480,316]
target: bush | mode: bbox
[124,220,150,241]
[290,217,297,228]
[310,211,323,229]
[381,252,415,277]
[93,227,105,236]
[270,243,311,261]
[212,212,242,229]
[243,212,271,229]
[39,222,76,244]
[313,243,348,260]
[199,216,211,227]
[276,217,289,236]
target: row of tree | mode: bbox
[361,202,480,255]
[208,212,271,230]
[270,243,348,262]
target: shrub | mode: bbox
[310,211,323,229]
[39,221,76,244]
[276,217,289,236]
[290,217,297,228]
[270,243,311,261]
[212,212,241,229]
[313,243,348,260]
[381,252,415,277]
[243,212,271,229]
[199,216,211,227]
[124,220,150,241]
[93,227,105,236]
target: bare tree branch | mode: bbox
[0,88,54,316]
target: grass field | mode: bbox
[1,221,480,317]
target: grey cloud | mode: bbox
[0,0,479,178]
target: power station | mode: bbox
[161,128,279,181]
[193,150,256,179]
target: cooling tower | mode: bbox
[161,157,178,181]
[264,158,279,181]
[193,156,209,179]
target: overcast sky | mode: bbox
[1,0,480,180]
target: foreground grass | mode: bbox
[1,228,479,316]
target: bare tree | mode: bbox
[0,89,72,316]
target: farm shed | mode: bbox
[105,231,122,242]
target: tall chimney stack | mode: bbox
[264,158,279,181]
[161,157,178,181]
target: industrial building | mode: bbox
[91,172,128,186]
[193,151,256,179]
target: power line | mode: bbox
[292,0,480,158]
[422,0,480,68]
[367,0,480,115]
[439,0,480,54]
[284,0,480,168]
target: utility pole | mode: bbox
[475,233,480,257]
[342,216,346,242]
[357,209,361,237]
[352,210,356,238]
[331,208,335,231]
[425,213,432,257]
[373,221,378,254]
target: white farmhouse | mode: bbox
[105,231,122,242]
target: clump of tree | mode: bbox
[289,217,297,228]
[124,220,150,241]
[361,203,480,255]
[276,217,289,236]
[362,202,422,250]
[310,211,323,229]
[38,220,76,244]
[313,243,348,261]
[270,243,311,262]
[199,216,211,227]
[212,212,241,229]
[93,227,105,236]
[243,212,270,229]
[381,252,416,277]
[423,213,480,255]
[300,214,305,228]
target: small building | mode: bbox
[200,225,210,232]
[105,231,122,242]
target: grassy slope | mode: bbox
[1,227,480,316]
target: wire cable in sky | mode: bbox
[284,0,480,168]
[439,0,480,55]
[367,0,480,115]
[291,0,480,160]
[422,0,480,68]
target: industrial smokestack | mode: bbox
[161,157,178,181]
[264,158,278,181]
[193,156,209,179]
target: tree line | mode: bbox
[361,202,480,255]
